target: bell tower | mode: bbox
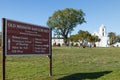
[99,24,106,37]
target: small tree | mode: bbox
[47,8,86,45]
[108,32,116,45]
[115,35,120,42]
[69,30,100,47]
[69,34,79,42]
[89,35,100,47]
[78,30,91,41]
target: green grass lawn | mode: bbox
[0,47,120,80]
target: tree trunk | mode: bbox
[64,35,68,46]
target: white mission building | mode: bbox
[92,24,109,47]
[52,24,120,47]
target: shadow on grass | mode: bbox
[58,71,112,80]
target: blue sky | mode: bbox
[0,0,120,35]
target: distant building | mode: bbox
[113,42,120,47]
[92,24,109,47]
[52,24,110,47]
[52,37,64,46]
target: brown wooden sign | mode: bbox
[2,18,52,80]
[4,18,51,56]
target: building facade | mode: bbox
[52,38,64,46]
[52,24,111,47]
[92,24,109,47]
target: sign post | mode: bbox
[2,18,6,80]
[2,18,52,80]
[49,29,52,76]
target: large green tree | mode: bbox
[47,8,86,45]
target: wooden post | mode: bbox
[49,29,52,76]
[49,54,52,76]
[2,18,6,80]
